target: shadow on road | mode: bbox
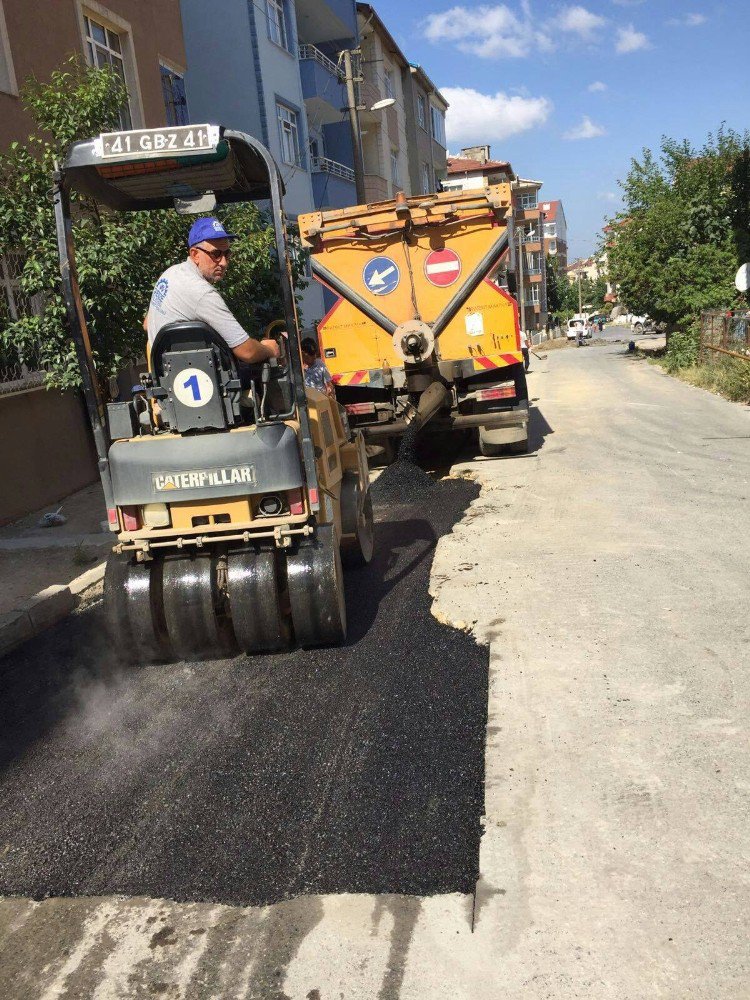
[0,470,488,908]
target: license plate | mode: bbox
[96,124,220,160]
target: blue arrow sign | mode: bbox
[363,255,400,296]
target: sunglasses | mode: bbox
[196,245,232,263]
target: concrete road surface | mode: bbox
[1,343,749,998]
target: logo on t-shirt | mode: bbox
[151,277,169,309]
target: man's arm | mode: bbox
[232,337,280,365]
[196,287,279,364]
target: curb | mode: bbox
[0,561,106,658]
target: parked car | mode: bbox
[567,318,591,340]
[628,314,652,334]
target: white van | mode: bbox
[566,317,590,340]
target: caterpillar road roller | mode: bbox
[298,185,529,458]
[53,124,373,661]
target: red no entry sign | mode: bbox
[424,248,461,287]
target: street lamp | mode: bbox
[370,98,396,111]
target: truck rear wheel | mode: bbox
[478,426,505,457]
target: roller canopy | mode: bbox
[61,126,283,211]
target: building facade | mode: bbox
[0,0,188,523]
[297,0,359,212]
[402,63,448,195]
[181,0,325,324]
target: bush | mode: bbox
[663,325,700,372]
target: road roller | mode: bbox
[298,185,529,458]
[53,124,373,661]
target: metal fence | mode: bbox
[0,253,48,394]
[700,310,750,365]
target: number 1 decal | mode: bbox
[183,373,201,402]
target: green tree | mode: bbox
[0,57,307,390]
[606,126,749,331]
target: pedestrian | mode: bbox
[598,317,604,333]
[301,337,335,397]
[146,217,280,369]
[519,327,530,371]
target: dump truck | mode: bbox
[53,124,373,662]
[298,185,529,457]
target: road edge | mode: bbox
[0,561,106,658]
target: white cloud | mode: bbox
[597,191,618,201]
[611,0,645,6]
[563,116,607,140]
[423,3,559,59]
[588,80,608,92]
[615,24,651,52]
[441,86,552,144]
[667,12,707,26]
[556,6,606,39]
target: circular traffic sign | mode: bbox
[363,255,400,296]
[173,368,215,408]
[424,248,461,287]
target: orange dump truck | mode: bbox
[298,184,529,457]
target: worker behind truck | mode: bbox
[301,337,335,398]
[146,217,280,370]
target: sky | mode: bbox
[372,0,750,260]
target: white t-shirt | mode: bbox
[146,259,249,349]
[519,328,529,348]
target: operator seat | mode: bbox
[149,321,243,432]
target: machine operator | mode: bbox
[146,217,281,366]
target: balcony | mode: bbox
[299,45,346,126]
[311,156,356,209]
[295,0,357,45]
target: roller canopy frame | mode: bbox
[52,126,320,513]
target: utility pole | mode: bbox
[342,48,366,205]
[577,268,583,314]
[517,225,526,334]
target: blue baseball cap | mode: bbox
[187,216,237,248]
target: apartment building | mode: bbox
[513,176,547,332]
[402,62,448,195]
[443,146,515,192]
[540,199,568,271]
[297,0,359,212]
[0,0,188,523]
[181,0,324,323]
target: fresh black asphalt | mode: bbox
[0,453,487,907]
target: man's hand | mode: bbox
[260,337,281,360]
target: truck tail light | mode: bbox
[478,385,516,402]
[345,402,376,415]
[288,488,305,515]
[107,508,119,532]
[121,506,141,531]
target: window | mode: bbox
[548,240,557,255]
[430,105,446,147]
[543,222,556,238]
[83,14,132,128]
[384,69,394,99]
[160,64,188,126]
[518,192,538,209]
[525,285,540,305]
[267,0,288,49]
[422,162,431,194]
[391,151,400,187]
[277,102,301,166]
[525,252,541,273]
[417,94,426,129]
[84,16,129,124]
[0,1,17,95]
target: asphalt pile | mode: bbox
[0,447,486,908]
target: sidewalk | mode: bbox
[0,483,111,656]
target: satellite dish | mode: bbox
[735,263,750,293]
